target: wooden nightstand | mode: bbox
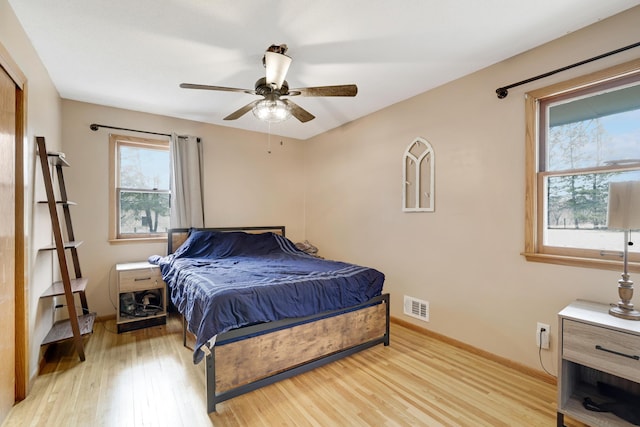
[116,262,167,333]
[557,300,640,427]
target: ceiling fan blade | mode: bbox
[180,83,255,95]
[289,84,358,97]
[283,99,315,123]
[224,100,261,120]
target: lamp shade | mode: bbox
[264,51,292,90]
[607,181,640,230]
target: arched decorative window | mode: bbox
[403,137,435,212]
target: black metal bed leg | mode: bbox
[206,351,217,413]
[556,412,564,427]
[182,316,187,347]
[384,294,390,346]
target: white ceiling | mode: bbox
[8,0,640,140]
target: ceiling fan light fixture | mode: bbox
[264,51,292,89]
[252,98,292,123]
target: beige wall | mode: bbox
[1,0,62,380]
[304,6,640,373]
[61,100,306,321]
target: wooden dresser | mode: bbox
[558,300,640,426]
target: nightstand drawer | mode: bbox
[563,319,640,382]
[119,268,163,292]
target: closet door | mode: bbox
[0,65,16,424]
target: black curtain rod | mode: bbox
[496,41,640,99]
[89,123,200,142]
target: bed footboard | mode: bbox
[204,293,390,412]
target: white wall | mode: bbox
[304,6,640,373]
[1,0,62,380]
[61,100,307,320]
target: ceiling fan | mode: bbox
[180,44,358,123]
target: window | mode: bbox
[109,134,170,241]
[524,59,640,271]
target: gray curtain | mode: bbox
[169,133,204,228]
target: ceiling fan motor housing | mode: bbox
[255,77,289,96]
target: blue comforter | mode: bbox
[148,230,385,363]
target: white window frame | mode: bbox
[109,134,170,243]
[524,58,640,272]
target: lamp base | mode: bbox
[609,305,640,320]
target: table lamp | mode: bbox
[607,181,640,320]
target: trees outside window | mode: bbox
[545,120,613,231]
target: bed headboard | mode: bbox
[167,226,286,254]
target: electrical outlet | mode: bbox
[536,322,550,350]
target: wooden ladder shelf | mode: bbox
[36,136,94,361]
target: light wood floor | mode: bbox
[3,315,588,427]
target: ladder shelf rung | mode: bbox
[40,277,89,299]
[41,312,96,346]
[37,200,78,205]
[46,151,70,167]
[39,240,83,251]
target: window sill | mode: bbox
[522,252,640,274]
[109,237,167,245]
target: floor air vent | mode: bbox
[404,295,429,321]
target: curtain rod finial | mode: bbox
[90,124,99,131]
[496,88,508,99]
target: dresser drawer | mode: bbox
[119,267,163,292]
[563,318,640,382]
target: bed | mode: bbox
[149,226,390,412]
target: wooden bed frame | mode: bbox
[167,226,390,413]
